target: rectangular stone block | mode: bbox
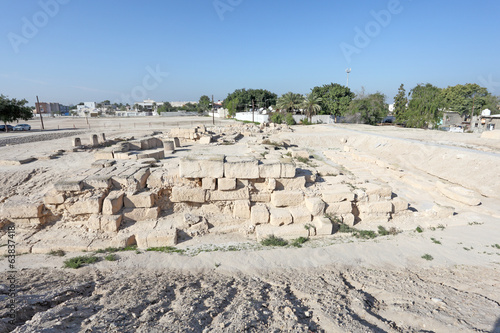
[341,213,355,227]
[224,156,259,179]
[202,178,216,190]
[251,204,269,225]
[280,158,296,178]
[208,188,249,201]
[43,191,66,205]
[66,195,104,215]
[276,177,306,191]
[321,188,355,203]
[218,178,236,191]
[305,197,326,216]
[146,229,178,247]
[1,199,44,219]
[101,214,123,232]
[258,160,281,178]
[103,191,124,215]
[114,152,132,160]
[325,201,353,215]
[171,187,207,203]
[358,212,390,223]
[269,208,292,226]
[199,136,211,144]
[179,155,224,178]
[363,183,393,201]
[250,192,271,203]
[54,180,83,192]
[271,191,304,207]
[94,151,114,160]
[289,207,312,224]
[128,140,142,150]
[123,207,160,222]
[358,201,393,214]
[233,200,251,219]
[255,223,309,241]
[124,192,156,208]
[392,197,409,213]
[84,176,112,190]
[314,216,334,236]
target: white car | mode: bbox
[14,124,31,131]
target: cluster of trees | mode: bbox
[0,95,33,131]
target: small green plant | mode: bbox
[261,235,288,247]
[377,226,390,236]
[300,118,312,125]
[416,226,424,233]
[430,238,442,245]
[146,246,185,254]
[291,237,308,248]
[284,113,296,126]
[104,254,117,261]
[215,262,221,268]
[338,223,355,233]
[270,112,284,124]
[355,230,378,239]
[296,156,309,163]
[95,245,137,254]
[260,151,268,158]
[463,247,473,251]
[492,244,500,250]
[304,223,314,231]
[468,221,483,226]
[437,224,446,230]
[48,249,66,257]
[64,255,99,269]
[421,254,434,261]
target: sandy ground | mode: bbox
[1,116,500,332]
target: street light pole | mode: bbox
[346,68,351,88]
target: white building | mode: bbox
[134,99,164,112]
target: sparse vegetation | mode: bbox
[64,255,99,269]
[262,139,281,147]
[291,237,308,248]
[146,246,185,254]
[48,249,66,257]
[104,254,117,261]
[296,156,309,163]
[463,247,473,251]
[261,235,288,247]
[416,226,424,233]
[95,245,137,254]
[492,244,500,250]
[421,254,434,261]
[468,221,483,226]
[430,238,442,245]
[437,224,446,230]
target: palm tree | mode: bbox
[302,92,322,123]
[276,92,304,113]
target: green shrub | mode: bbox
[291,237,308,248]
[146,246,185,254]
[430,238,441,245]
[492,244,500,250]
[261,235,288,247]
[296,157,309,163]
[285,113,296,125]
[270,112,284,124]
[300,118,312,125]
[64,255,99,269]
[95,245,137,254]
[104,254,117,261]
[421,254,434,261]
[416,226,424,233]
[48,249,66,257]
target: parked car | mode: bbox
[13,124,31,131]
[0,125,14,132]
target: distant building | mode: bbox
[442,111,464,127]
[134,99,164,112]
[170,101,198,108]
[35,102,68,115]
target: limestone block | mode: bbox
[276,177,306,191]
[179,155,224,178]
[140,138,151,150]
[114,152,132,160]
[392,197,409,213]
[134,168,151,189]
[187,220,210,237]
[304,197,326,216]
[269,208,293,226]
[91,160,115,168]
[123,207,160,222]
[84,176,112,190]
[171,187,207,203]
[255,223,310,241]
[208,188,249,201]
[224,156,259,179]
[43,191,66,205]
[314,216,334,236]
[363,183,393,201]
[280,158,296,178]
[101,215,123,232]
[233,200,251,219]
[325,201,353,215]
[87,214,101,230]
[290,150,310,159]
[146,229,178,247]
[341,213,355,227]
[358,212,390,223]
[436,181,481,206]
[0,199,45,219]
[271,191,304,207]
[358,201,392,214]
[94,151,114,160]
[100,133,106,143]
[289,207,312,224]
[110,234,136,249]
[103,191,124,215]
[251,204,270,225]
[128,140,142,150]
[259,159,281,178]
[199,136,211,144]
[72,138,81,147]
[250,192,271,203]
[163,139,175,152]
[267,178,277,191]
[202,178,216,190]
[432,204,455,218]
[173,137,181,147]
[124,192,156,208]
[321,186,355,203]
[54,180,83,192]
[218,178,236,191]
[66,194,104,215]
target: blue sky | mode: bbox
[1,0,499,106]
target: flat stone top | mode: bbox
[225,156,257,163]
[182,154,225,162]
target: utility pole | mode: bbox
[345,68,351,88]
[36,96,44,130]
[252,99,255,123]
[212,95,215,125]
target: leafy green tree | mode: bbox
[401,83,443,128]
[441,83,489,118]
[302,92,322,123]
[312,83,354,119]
[226,98,239,118]
[349,90,387,125]
[0,95,33,131]
[276,92,304,113]
[223,89,277,111]
[198,95,211,112]
[393,84,407,122]
[484,95,500,114]
[157,102,174,114]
